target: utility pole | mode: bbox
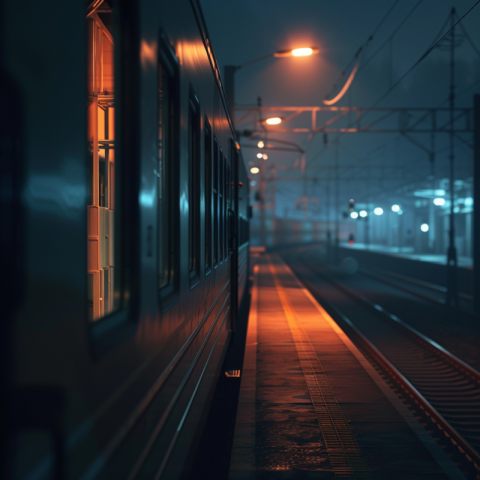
[446,8,459,309]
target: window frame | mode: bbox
[204,118,212,275]
[157,33,181,306]
[188,88,201,285]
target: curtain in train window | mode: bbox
[86,2,120,321]
[158,63,175,289]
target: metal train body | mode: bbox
[0,0,250,478]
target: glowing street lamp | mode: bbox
[265,117,282,125]
[434,197,445,206]
[359,210,367,218]
[257,141,264,148]
[350,211,359,219]
[391,204,400,212]
[262,153,268,160]
[374,207,383,216]
[256,153,263,159]
[250,167,259,174]
[273,47,319,57]
[421,223,429,232]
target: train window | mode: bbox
[204,119,212,274]
[87,2,123,321]
[219,150,224,262]
[213,138,219,268]
[226,162,231,256]
[188,90,201,281]
[158,45,178,292]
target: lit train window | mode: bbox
[87,1,121,321]
[213,138,219,267]
[204,119,212,274]
[188,90,201,280]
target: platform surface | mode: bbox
[228,253,465,480]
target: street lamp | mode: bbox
[224,46,319,118]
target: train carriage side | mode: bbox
[0,0,248,479]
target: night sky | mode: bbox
[201,0,480,223]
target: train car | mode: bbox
[0,0,250,478]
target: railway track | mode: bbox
[288,252,480,478]
[358,265,475,316]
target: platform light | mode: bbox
[454,206,460,213]
[262,153,268,160]
[433,197,445,206]
[420,223,429,232]
[257,141,264,148]
[350,211,359,219]
[391,204,400,212]
[256,153,263,159]
[359,210,367,217]
[265,117,282,125]
[465,197,473,207]
[374,207,383,216]
[250,167,259,174]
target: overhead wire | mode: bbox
[323,0,401,104]
[306,0,480,168]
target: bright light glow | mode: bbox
[391,204,400,212]
[350,211,359,219]
[250,167,259,174]
[397,209,403,215]
[435,189,445,196]
[420,223,429,232]
[257,141,264,148]
[257,153,263,159]
[265,117,282,125]
[235,142,241,150]
[291,47,314,57]
[262,153,268,160]
[433,197,445,206]
[454,206,460,213]
[374,207,383,216]
[465,197,473,207]
[359,210,367,217]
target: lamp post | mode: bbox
[225,47,318,246]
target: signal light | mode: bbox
[348,233,355,245]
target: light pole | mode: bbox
[225,47,318,246]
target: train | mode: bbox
[0,0,251,478]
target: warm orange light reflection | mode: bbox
[265,117,282,125]
[235,141,241,150]
[258,141,264,148]
[262,154,268,160]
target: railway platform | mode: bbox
[228,252,465,479]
